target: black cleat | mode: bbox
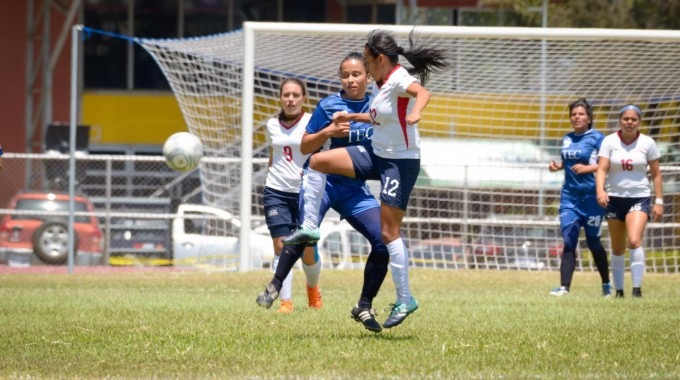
[256,283,279,308]
[615,289,624,298]
[351,306,382,333]
[632,287,642,298]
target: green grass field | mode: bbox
[1,268,679,378]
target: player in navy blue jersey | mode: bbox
[549,98,611,297]
[257,52,389,332]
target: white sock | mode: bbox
[611,253,625,291]
[301,167,326,230]
[387,238,412,304]
[302,252,321,288]
[274,255,293,301]
[630,247,645,288]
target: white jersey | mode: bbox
[368,65,420,159]
[598,131,660,198]
[264,112,312,193]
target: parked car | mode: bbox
[472,225,560,270]
[410,238,467,269]
[172,204,274,269]
[0,192,103,265]
[91,197,173,266]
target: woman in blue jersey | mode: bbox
[548,98,611,297]
[596,104,663,298]
[257,53,389,332]
[261,78,322,313]
[282,29,448,329]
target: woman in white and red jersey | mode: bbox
[262,78,322,313]
[596,104,664,298]
[283,29,448,328]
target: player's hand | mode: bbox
[549,160,562,172]
[332,111,349,123]
[571,163,587,174]
[327,121,351,138]
[596,192,609,208]
[406,112,421,125]
[652,204,663,222]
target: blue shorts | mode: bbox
[319,179,379,220]
[263,187,298,238]
[605,196,651,221]
[559,196,605,237]
[346,143,420,210]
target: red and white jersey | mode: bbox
[368,65,420,159]
[599,131,660,197]
[264,112,312,193]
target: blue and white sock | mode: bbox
[302,248,321,288]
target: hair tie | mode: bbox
[619,104,642,119]
[397,46,405,55]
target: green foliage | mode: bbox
[0,269,679,378]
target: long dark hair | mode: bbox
[277,77,307,120]
[568,98,594,129]
[364,28,448,85]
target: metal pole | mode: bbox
[538,0,548,217]
[67,25,82,274]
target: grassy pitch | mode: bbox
[1,268,678,378]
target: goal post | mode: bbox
[134,22,680,272]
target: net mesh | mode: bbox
[138,24,680,271]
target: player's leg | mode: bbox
[257,187,304,309]
[550,206,579,296]
[625,198,651,298]
[283,147,356,245]
[606,198,628,298]
[377,156,420,329]
[272,237,294,313]
[301,245,323,309]
[345,207,387,332]
[582,196,611,296]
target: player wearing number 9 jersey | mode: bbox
[596,104,664,298]
[262,78,322,313]
[548,98,611,298]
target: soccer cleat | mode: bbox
[351,306,382,333]
[277,299,294,313]
[256,283,279,309]
[549,286,569,297]
[615,289,624,298]
[282,227,320,246]
[602,283,612,297]
[307,286,323,309]
[632,287,642,298]
[383,297,419,329]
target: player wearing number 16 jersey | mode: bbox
[548,98,611,297]
[596,104,664,299]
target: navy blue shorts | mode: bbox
[605,196,651,221]
[559,195,605,237]
[346,143,420,211]
[263,187,299,238]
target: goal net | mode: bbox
[136,23,680,272]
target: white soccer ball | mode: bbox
[163,132,204,172]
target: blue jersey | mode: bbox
[306,90,373,186]
[559,128,604,198]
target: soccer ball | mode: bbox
[163,132,204,172]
